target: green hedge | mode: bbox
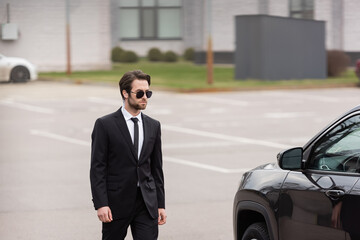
[148,48,163,61]
[183,48,195,61]
[164,51,178,62]
[111,47,139,63]
[111,47,124,62]
[327,50,350,77]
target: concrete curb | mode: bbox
[38,77,360,93]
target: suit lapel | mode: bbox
[139,114,150,162]
[114,107,138,161]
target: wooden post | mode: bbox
[207,35,213,85]
[66,0,72,75]
[206,0,213,85]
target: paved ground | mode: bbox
[0,81,360,240]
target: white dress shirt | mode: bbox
[121,107,144,159]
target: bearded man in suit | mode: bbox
[90,70,166,240]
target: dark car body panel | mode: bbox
[278,171,358,240]
[233,105,360,240]
[233,164,289,240]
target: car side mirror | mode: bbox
[277,147,303,170]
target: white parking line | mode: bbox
[164,141,240,149]
[0,99,55,114]
[30,130,89,146]
[162,125,292,149]
[182,95,249,106]
[29,130,250,174]
[165,157,250,173]
[88,97,120,105]
[264,112,314,119]
[88,97,173,115]
[264,92,340,103]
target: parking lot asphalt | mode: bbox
[0,81,360,240]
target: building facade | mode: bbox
[113,0,360,65]
[0,0,359,71]
[0,0,111,71]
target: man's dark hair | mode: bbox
[119,70,151,100]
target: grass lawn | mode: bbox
[39,60,359,91]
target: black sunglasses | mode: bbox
[131,90,152,99]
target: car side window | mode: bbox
[309,114,360,173]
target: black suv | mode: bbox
[233,105,360,240]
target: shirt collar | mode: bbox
[121,106,142,122]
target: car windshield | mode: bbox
[309,114,360,172]
[327,129,360,154]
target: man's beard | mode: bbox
[128,96,147,110]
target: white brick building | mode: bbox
[114,0,360,65]
[0,0,359,71]
[0,0,111,71]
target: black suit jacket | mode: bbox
[90,107,165,219]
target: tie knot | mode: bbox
[131,117,139,123]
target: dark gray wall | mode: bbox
[235,15,326,80]
[346,52,360,66]
[194,51,234,64]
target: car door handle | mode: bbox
[325,189,345,199]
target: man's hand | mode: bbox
[97,206,113,223]
[158,208,167,225]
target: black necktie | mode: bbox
[131,117,139,158]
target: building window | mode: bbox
[119,0,182,40]
[289,0,314,19]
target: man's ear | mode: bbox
[122,90,129,99]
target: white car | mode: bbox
[0,54,38,82]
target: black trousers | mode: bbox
[102,188,158,240]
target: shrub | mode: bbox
[148,48,163,61]
[121,51,139,63]
[164,51,178,62]
[327,50,350,77]
[355,59,360,80]
[111,47,124,62]
[183,48,195,61]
